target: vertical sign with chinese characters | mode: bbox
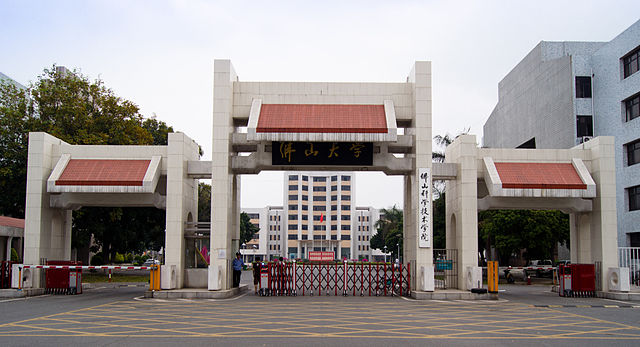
[418,167,431,248]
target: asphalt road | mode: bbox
[0,273,639,346]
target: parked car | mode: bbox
[142,259,160,266]
[527,259,554,277]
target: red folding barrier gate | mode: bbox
[263,261,410,297]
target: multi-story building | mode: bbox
[239,207,268,262]
[243,172,383,261]
[283,171,355,260]
[483,20,640,247]
[0,72,26,89]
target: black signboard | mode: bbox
[272,141,373,166]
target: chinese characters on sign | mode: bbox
[272,142,373,166]
[418,167,431,248]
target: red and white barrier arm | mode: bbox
[19,265,156,270]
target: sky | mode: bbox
[1,0,639,209]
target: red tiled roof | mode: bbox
[56,159,150,186]
[0,216,24,229]
[257,104,387,133]
[495,162,586,190]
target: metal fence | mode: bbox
[263,261,411,297]
[594,261,602,292]
[618,247,640,286]
[433,249,458,289]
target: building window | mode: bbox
[627,139,640,166]
[331,235,337,240]
[288,184,297,190]
[331,195,337,201]
[331,215,337,221]
[302,215,308,220]
[288,214,298,220]
[313,206,326,211]
[313,234,324,240]
[301,234,308,239]
[331,175,337,181]
[288,234,298,240]
[341,225,350,230]
[331,225,337,230]
[342,185,351,191]
[289,175,298,181]
[289,205,298,211]
[313,196,326,201]
[575,76,592,98]
[576,115,593,138]
[302,225,308,230]
[341,195,351,201]
[341,235,351,240]
[302,185,308,191]
[313,215,322,221]
[331,185,337,191]
[341,205,351,211]
[288,224,298,230]
[289,194,298,200]
[331,205,337,211]
[626,93,640,122]
[341,215,351,221]
[313,177,326,182]
[630,185,640,211]
[302,175,308,181]
[623,46,640,78]
[313,225,324,231]
[313,186,326,192]
[302,205,308,211]
[341,175,351,181]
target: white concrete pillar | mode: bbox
[210,59,239,290]
[165,132,200,289]
[445,135,479,290]
[405,61,434,291]
[5,236,12,261]
[583,137,618,291]
[24,132,73,286]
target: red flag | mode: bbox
[320,213,324,222]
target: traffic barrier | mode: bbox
[559,263,596,297]
[45,261,82,295]
[263,261,410,297]
[13,264,160,291]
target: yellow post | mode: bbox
[488,261,498,293]
[149,265,161,291]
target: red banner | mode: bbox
[308,251,334,261]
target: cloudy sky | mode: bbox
[1,1,638,209]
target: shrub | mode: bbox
[114,252,125,263]
[125,253,134,263]
[10,248,20,262]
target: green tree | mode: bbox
[240,212,259,246]
[432,192,446,249]
[478,210,569,265]
[0,65,174,262]
[371,206,403,259]
[198,182,211,222]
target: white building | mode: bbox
[483,20,640,247]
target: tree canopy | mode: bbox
[0,65,174,261]
[240,212,259,246]
[370,206,403,260]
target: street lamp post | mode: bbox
[242,243,246,263]
[383,246,388,263]
[397,242,400,264]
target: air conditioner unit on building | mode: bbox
[608,267,630,292]
[161,265,177,289]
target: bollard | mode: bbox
[527,275,531,285]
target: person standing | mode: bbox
[252,262,261,294]
[232,252,244,288]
